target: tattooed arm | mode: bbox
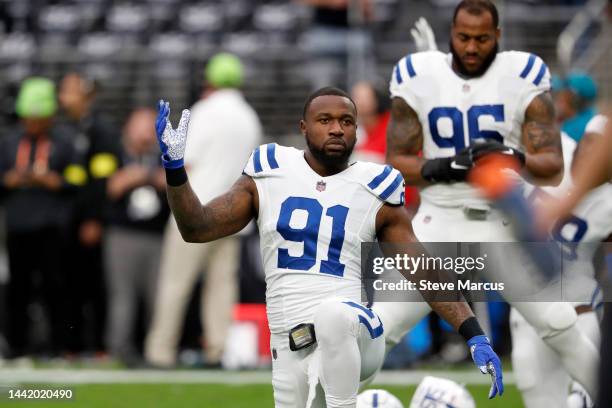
[375,203,474,329]
[521,92,564,185]
[167,174,258,243]
[386,97,428,186]
[376,202,504,397]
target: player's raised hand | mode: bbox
[467,335,504,399]
[155,99,191,169]
[410,17,437,52]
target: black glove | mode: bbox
[421,147,473,183]
[470,141,526,167]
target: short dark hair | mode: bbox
[303,86,356,119]
[452,0,499,29]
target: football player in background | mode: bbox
[544,113,612,223]
[154,87,503,407]
[511,114,610,408]
[376,0,599,402]
[543,111,612,408]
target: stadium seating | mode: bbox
[0,0,607,139]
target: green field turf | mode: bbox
[0,383,524,407]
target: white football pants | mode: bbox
[406,201,600,398]
[511,307,600,408]
[270,298,385,408]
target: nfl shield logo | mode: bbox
[316,180,326,192]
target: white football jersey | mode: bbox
[554,183,612,303]
[390,50,551,208]
[523,132,576,200]
[243,143,405,334]
[526,125,612,303]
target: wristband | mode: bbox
[458,316,485,342]
[165,166,188,187]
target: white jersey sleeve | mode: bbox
[355,163,406,207]
[389,51,444,110]
[584,114,608,135]
[509,51,552,117]
[243,143,284,178]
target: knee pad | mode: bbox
[515,302,578,339]
[372,301,430,347]
[543,303,577,333]
[313,299,354,343]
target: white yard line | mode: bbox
[0,369,514,385]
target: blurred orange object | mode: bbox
[468,153,522,199]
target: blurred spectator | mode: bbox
[145,53,263,368]
[351,81,389,164]
[0,77,84,357]
[58,72,121,354]
[552,71,598,142]
[300,0,374,89]
[104,108,169,367]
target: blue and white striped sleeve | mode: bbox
[365,165,405,206]
[243,143,281,177]
[389,53,420,109]
[516,52,551,114]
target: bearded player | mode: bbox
[375,0,599,401]
[154,87,503,407]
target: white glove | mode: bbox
[155,99,191,169]
[410,17,437,52]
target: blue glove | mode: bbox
[467,335,504,399]
[155,99,191,169]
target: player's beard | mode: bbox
[450,41,499,78]
[306,136,355,170]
